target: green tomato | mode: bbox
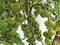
[43,31,50,38]
[14,33,20,39]
[48,29,55,35]
[11,2,20,14]
[17,17,24,24]
[34,5,42,10]
[20,0,25,5]
[2,2,10,10]
[32,21,39,29]
[40,10,51,17]
[21,24,29,31]
[24,32,32,38]
[45,19,56,27]
[45,38,52,45]
[8,28,16,37]
[27,37,35,44]
[7,16,16,26]
[28,15,36,22]
[50,20,56,27]
[34,29,42,35]
[36,36,42,41]
[54,40,60,45]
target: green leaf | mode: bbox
[0,0,4,15]
[0,21,8,35]
[11,37,24,45]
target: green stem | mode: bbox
[25,0,35,45]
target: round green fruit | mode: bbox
[27,37,35,43]
[14,33,20,38]
[17,16,24,24]
[50,20,56,27]
[36,36,42,41]
[7,16,16,26]
[11,2,20,14]
[24,32,32,38]
[45,38,52,45]
[2,2,10,10]
[34,5,41,10]
[40,10,51,17]
[43,31,50,38]
[34,29,42,35]
[45,19,56,27]
[21,24,29,31]
[48,29,55,35]
[32,21,39,29]
[8,28,16,37]
[28,15,36,22]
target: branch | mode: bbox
[30,3,43,13]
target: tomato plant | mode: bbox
[0,0,60,45]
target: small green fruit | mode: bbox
[21,24,29,31]
[17,17,24,24]
[40,10,51,17]
[34,5,41,10]
[45,38,52,45]
[8,28,16,37]
[48,29,55,35]
[24,32,32,38]
[15,33,20,38]
[34,29,42,35]
[11,2,20,14]
[36,36,42,41]
[32,21,39,29]
[7,16,16,26]
[28,15,36,22]
[2,2,10,10]
[45,19,56,27]
[27,37,35,43]
[43,31,50,38]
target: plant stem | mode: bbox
[25,0,35,45]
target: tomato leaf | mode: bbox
[0,0,4,15]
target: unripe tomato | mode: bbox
[36,36,42,41]
[10,2,20,14]
[8,28,16,37]
[32,21,39,29]
[27,37,35,43]
[24,32,32,38]
[2,2,10,10]
[45,38,52,45]
[7,16,16,26]
[16,15,24,24]
[45,19,56,27]
[34,5,41,10]
[28,15,36,22]
[21,24,29,31]
[54,40,60,45]
[43,31,50,38]
[40,10,51,17]
[34,29,42,35]
[14,33,20,38]
[48,29,55,35]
